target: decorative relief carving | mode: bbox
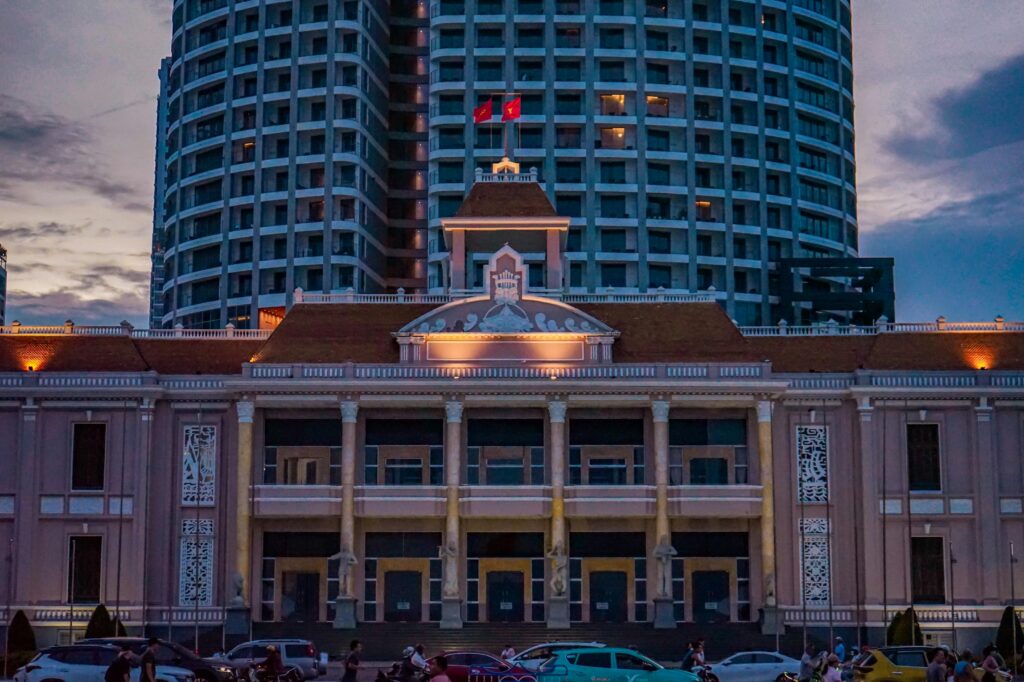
[799,517,830,607]
[796,425,829,503]
[182,425,216,506]
[179,519,214,607]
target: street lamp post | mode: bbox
[949,542,957,652]
[1012,543,1018,673]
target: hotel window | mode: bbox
[649,265,672,289]
[649,231,671,254]
[364,419,444,486]
[72,423,106,491]
[646,96,670,117]
[910,537,945,603]
[385,459,424,485]
[466,420,543,485]
[601,264,627,288]
[68,536,102,603]
[599,127,627,150]
[907,424,940,491]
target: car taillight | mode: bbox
[307,645,316,658]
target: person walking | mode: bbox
[981,646,1000,682]
[104,644,133,682]
[430,656,452,682]
[954,651,975,682]
[834,638,846,663]
[823,655,842,682]
[926,648,947,682]
[141,638,160,682]
[342,640,362,682]
[800,645,822,682]
[501,645,516,661]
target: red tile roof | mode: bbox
[1,303,1023,374]
[454,182,558,218]
[250,303,437,364]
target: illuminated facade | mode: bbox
[10,168,1023,654]
[152,0,856,329]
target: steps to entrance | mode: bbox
[253,622,808,661]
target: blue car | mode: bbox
[538,647,701,682]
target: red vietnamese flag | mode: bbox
[501,97,522,121]
[473,99,494,123]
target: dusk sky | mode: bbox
[0,1,1021,326]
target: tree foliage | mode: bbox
[84,604,116,639]
[996,606,1024,659]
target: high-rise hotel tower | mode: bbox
[152,0,856,328]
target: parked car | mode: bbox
[854,647,1009,682]
[224,640,323,680]
[79,637,240,682]
[15,644,195,682]
[509,642,605,672]
[707,651,801,682]
[427,651,533,682]
[539,647,701,682]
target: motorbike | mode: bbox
[376,660,430,682]
[693,665,721,682]
[241,660,303,682]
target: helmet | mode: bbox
[402,646,416,658]
[266,645,277,653]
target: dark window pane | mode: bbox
[910,536,945,603]
[68,536,102,602]
[907,424,940,491]
[72,423,106,490]
[576,653,613,669]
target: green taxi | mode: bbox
[538,647,700,682]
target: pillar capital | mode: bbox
[340,401,359,423]
[236,400,254,423]
[756,399,773,424]
[976,396,993,422]
[445,400,464,423]
[548,400,567,423]
[21,397,37,421]
[651,400,670,423]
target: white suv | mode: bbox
[16,644,195,682]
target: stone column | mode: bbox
[334,401,359,628]
[547,400,570,628]
[651,400,676,629]
[976,397,1000,603]
[441,400,464,628]
[226,400,254,634]
[13,399,38,605]
[856,397,884,614]
[757,399,784,634]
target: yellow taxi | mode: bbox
[853,647,1008,682]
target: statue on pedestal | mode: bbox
[337,548,358,597]
[228,572,246,607]
[653,536,677,599]
[547,541,568,597]
[440,542,460,598]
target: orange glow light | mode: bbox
[963,345,995,371]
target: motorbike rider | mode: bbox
[399,647,422,682]
[682,641,706,672]
[262,645,285,681]
[412,645,429,672]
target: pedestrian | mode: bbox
[800,645,821,682]
[926,648,947,682]
[981,646,1000,682]
[430,656,452,682]
[141,637,160,682]
[823,655,842,682]
[343,640,362,682]
[954,651,975,682]
[105,644,133,682]
[501,645,516,661]
[834,638,846,663]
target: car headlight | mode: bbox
[215,666,234,674]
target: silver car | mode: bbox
[16,644,195,682]
[708,651,802,682]
[224,640,322,680]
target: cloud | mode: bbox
[5,287,149,327]
[862,184,1024,321]
[0,221,89,241]
[887,52,1024,162]
[0,94,150,212]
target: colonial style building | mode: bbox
[5,164,1024,653]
